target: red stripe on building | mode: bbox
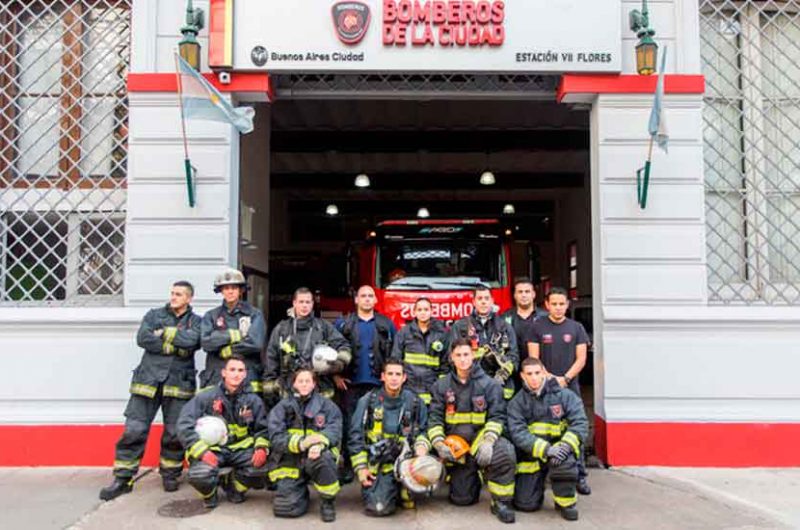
[0,425,163,467]
[597,415,800,467]
[557,74,705,103]
[127,72,274,100]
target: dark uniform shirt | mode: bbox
[502,307,548,355]
[529,317,589,377]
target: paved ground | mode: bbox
[1,467,798,530]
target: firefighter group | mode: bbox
[99,268,592,524]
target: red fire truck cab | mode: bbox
[344,219,514,328]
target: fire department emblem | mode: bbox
[216,316,225,329]
[472,395,487,412]
[563,334,573,343]
[542,334,553,344]
[315,414,326,428]
[550,404,563,419]
[212,398,224,415]
[331,2,370,45]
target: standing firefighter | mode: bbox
[501,277,547,355]
[267,368,343,522]
[263,287,351,404]
[99,281,201,501]
[391,297,450,405]
[508,357,588,521]
[200,268,267,393]
[450,285,519,400]
[348,359,433,516]
[177,354,270,508]
[429,338,517,524]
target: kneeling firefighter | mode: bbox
[177,354,270,508]
[428,338,517,524]
[348,358,438,516]
[507,357,588,521]
[267,368,343,522]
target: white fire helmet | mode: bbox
[311,344,339,374]
[195,416,228,446]
[395,455,444,495]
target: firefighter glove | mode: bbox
[545,444,566,465]
[252,447,268,468]
[200,450,219,467]
[300,434,326,452]
[239,316,251,337]
[308,444,323,460]
[494,367,511,384]
[153,328,164,337]
[162,342,175,355]
[553,442,572,462]
[434,441,456,462]
[474,433,497,467]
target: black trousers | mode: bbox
[447,437,516,505]
[112,389,187,480]
[186,447,266,499]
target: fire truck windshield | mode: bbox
[377,239,505,290]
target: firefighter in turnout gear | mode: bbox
[348,359,430,516]
[263,287,351,404]
[267,368,343,522]
[177,354,270,508]
[391,297,450,405]
[99,281,201,501]
[450,285,519,401]
[507,357,588,521]
[429,338,517,523]
[200,269,267,393]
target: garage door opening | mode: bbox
[240,93,594,450]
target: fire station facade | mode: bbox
[0,0,798,467]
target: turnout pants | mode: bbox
[186,448,265,500]
[514,454,578,511]
[566,380,589,482]
[448,437,516,506]
[360,465,415,516]
[112,388,187,480]
[269,451,341,517]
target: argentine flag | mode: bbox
[176,54,254,134]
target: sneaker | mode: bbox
[576,477,591,495]
[556,503,579,521]
[162,476,179,492]
[320,499,336,522]
[491,500,516,524]
[99,477,133,501]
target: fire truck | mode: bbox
[322,219,516,328]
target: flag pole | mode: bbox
[174,51,195,208]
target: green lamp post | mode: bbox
[179,0,205,70]
[629,0,658,75]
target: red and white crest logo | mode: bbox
[542,334,553,344]
[563,334,573,343]
[332,2,370,45]
[315,414,326,428]
[550,405,563,419]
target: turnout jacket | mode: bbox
[390,318,450,403]
[177,382,270,460]
[335,312,395,382]
[200,301,267,392]
[267,390,343,479]
[347,388,429,471]
[130,304,202,400]
[263,315,351,398]
[507,377,588,462]
[450,311,519,399]
[428,364,505,451]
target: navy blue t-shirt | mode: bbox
[529,317,589,377]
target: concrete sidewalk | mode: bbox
[0,467,797,530]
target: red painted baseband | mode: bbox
[127,72,274,100]
[596,415,800,467]
[0,425,163,467]
[3,419,799,466]
[557,74,705,102]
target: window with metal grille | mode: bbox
[700,1,800,304]
[0,1,130,305]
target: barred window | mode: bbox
[701,1,800,304]
[0,1,130,305]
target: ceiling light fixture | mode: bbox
[503,203,515,215]
[480,170,496,186]
[325,204,339,216]
[417,207,430,218]
[355,173,370,188]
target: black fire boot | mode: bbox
[320,498,336,522]
[491,500,516,524]
[99,477,133,501]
